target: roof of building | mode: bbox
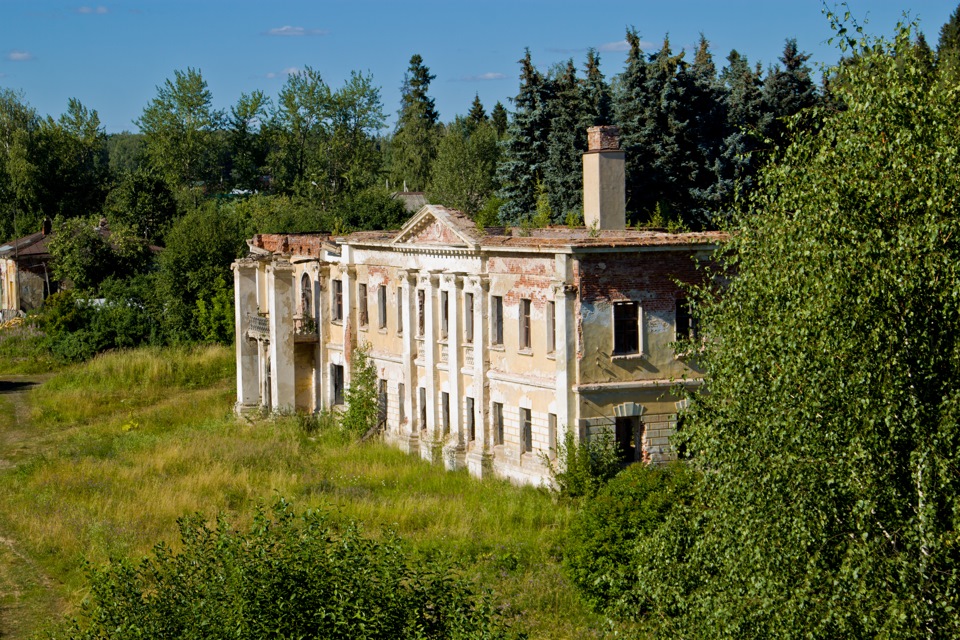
[391,191,428,213]
[0,231,52,260]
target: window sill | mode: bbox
[546,352,556,360]
[489,344,505,352]
[517,348,533,357]
[378,328,388,335]
[331,319,343,326]
[612,352,647,361]
[359,325,368,332]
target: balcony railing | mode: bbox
[247,313,269,339]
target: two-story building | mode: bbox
[233,127,725,485]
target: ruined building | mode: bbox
[233,127,725,485]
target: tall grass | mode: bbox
[0,345,599,639]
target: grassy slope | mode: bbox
[0,345,599,639]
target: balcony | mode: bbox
[294,314,319,343]
[247,313,269,340]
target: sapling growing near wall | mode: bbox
[341,341,379,437]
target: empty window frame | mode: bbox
[441,391,450,435]
[548,413,557,458]
[332,364,345,405]
[675,299,698,341]
[491,295,504,346]
[613,301,640,355]
[519,299,532,350]
[493,402,504,445]
[466,397,476,442]
[521,408,533,453]
[417,289,426,337]
[546,301,556,354]
[397,287,403,334]
[332,279,343,322]
[378,285,387,329]
[398,382,405,423]
[419,387,427,431]
[377,378,387,425]
[464,292,474,344]
[358,283,369,327]
[440,291,449,339]
[300,273,313,317]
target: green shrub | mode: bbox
[341,342,379,437]
[544,429,622,499]
[564,461,699,613]
[55,499,520,640]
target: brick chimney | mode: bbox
[582,125,625,231]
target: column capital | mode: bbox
[551,281,577,297]
[266,260,295,275]
[232,257,259,272]
[464,274,489,292]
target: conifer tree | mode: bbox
[495,49,553,224]
[759,39,819,152]
[543,60,585,221]
[389,54,439,191]
[717,50,764,213]
[490,101,508,138]
[614,28,655,223]
[581,49,612,129]
[467,94,487,125]
[936,4,960,78]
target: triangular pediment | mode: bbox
[390,205,478,248]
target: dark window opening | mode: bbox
[492,296,503,346]
[613,301,639,354]
[419,387,427,431]
[442,392,450,435]
[358,283,368,327]
[615,416,642,463]
[417,289,425,337]
[332,279,343,321]
[378,285,387,329]
[440,291,449,339]
[332,364,345,405]
[521,408,533,453]
[464,293,474,343]
[520,299,531,350]
[676,299,697,341]
[494,402,504,445]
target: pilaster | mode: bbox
[441,273,465,470]
[397,270,418,453]
[267,261,296,413]
[233,259,260,414]
[465,274,492,479]
[418,270,441,463]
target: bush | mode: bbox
[55,500,520,640]
[544,429,622,499]
[341,342,379,437]
[564,461,699,613]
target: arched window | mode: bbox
[300,273,313,317]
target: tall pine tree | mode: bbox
[389,54,439,191]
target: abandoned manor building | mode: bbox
[233,126,725,485]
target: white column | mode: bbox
[342,263,356,388]
[398,270,418,453]
[233,259,260,414]
[554,278,579,443]
[442,273,464,470]
[419,271,440,461]
[466,275,491,479]
[267,261,296,412]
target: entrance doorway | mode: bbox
[615,416,643,463]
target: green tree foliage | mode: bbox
[619,21,960,637]
[758,39,820,152]
[156,201,245,341]
[0,89,42,238]
[467,94,487,124]
[490,101,508,138]
[106,131,144,174]
[266,66,331,195]
[389,54,439,191]
[103,166,178,244]
[55,500,518,639]
[136,68,225,190]
[341,342,380,437]
[49,216,150,292]
[427,118,499,217]
[496,49,554,224]
[228,90,270,191]
[936,3,960,78]
[543,430,622,499]
[565,462,698,613]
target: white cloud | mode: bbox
[461,72,506,81]
[599,40,630,52]
[7,50,34,61]
[264,25,329,37]
[77,5,109,14]
[265,67,301,79]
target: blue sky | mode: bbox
[1,0,956,133]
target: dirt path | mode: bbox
[0,374,67,639]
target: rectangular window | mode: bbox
[417,289,425,337]
[491,295,503,346]
[398,382,405,423]
[419,387,427,431]
[613,301,640,355]
[466,397,476,441]
[332,364,344,405]
[442,392,450,435]
[358,283,368,327]
[440,291,449,339]
[548,413,557,458]
[332,279,343,322]
[397,288,403,334]
[378,285,387,329]
[377,378,387,425]
[547,301,556,354]
[521,408,533,453]
[520,298,532,350]
[464,292,474,343]
[493,402,504,445]
[676,299,697,341]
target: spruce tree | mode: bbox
[495,49,553,224]
[389,54,439,191]
[581,49,612,128]
[614,28,655,223]
[718,50,764,214]
[542,60,584,221]
[759,39,819,152]
[467,94,487,125]
[490,101,508,138]
[936,4,960,78]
